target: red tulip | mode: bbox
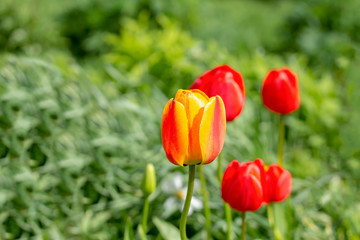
[261,68,300,114]
[221,160,263,212]
[190,65,245,122]
[254,159,292,204]
[161,89,226,166]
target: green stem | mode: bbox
[241,212,246,240]
[142,196,149,237]
[278,114,285,167]
[180,165,196,240]
[224,203,232,240]
[217,151,232,240]
[267,204,284,240]
[267,203,275,231]
[274,115,286,240]
[199,165,211,240]
[217,151,223,182]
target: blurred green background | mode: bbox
[0,0,359,239]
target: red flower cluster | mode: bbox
[221,159,292,212]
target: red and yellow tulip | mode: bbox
[161,89,226,166]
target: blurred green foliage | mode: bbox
[277,0,360,69]
[0,0,64,53]
[60,0,198,57]
[0,0,359,239]
[104,14,229,97]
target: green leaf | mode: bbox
[153,217,181,240]
[124,218,134,240]
[274,202,288,239]
[137,224,147,240]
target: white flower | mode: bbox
[162,172,203,217]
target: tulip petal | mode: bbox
[161,99,189,166]
[276,170,292,201]
[240,174,263,211]
[208,77,245,121]
[224,173,263,212]
[199,96,226,164]
[175,89,208,127]
[190,89,210,102]
[221,160,240,201]
[174,89,209,163]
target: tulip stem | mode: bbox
[142,196,149,237]
[278,114,285,167]
[180,165,196,240]
[217,151,233,240]
[241,212,246,240]
[267,204,284,240]
[199,165,211,240]
[225,203,232,240]
[275,116,286,240]
[217,151,223,182]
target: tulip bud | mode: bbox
[191,65,245,122]
[141,164,156,197]
[221,160,263,212]
[261,68,300,114]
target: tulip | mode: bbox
[162,89,227,240]
[141,164,157,236]
[221,160,263,212]
[190,65,245,122]
[161,89,226,166]
[261,68,300,114]
[141,164,156,197]
[254,159,292,204]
